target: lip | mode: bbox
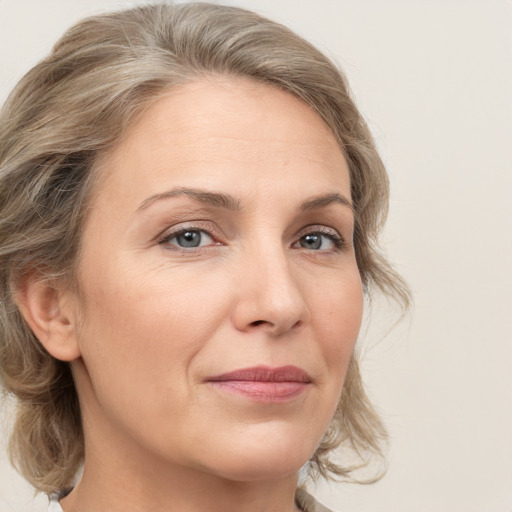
[206,365,312,403]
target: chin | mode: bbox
[199,428,319,483]
[211,456,306,483]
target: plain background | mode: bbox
[0,1,511,511]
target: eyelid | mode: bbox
[155,221,347,252]
[157,221,222,247]
[293,224,346,250]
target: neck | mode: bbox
[60,412,302,512]
[61,461,302,512]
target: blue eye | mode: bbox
[161,229,214,249]
[295,230,343,251]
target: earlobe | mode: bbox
[15,273,81,362]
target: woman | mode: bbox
[0,3,409,511]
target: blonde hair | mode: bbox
[0,2,409,493]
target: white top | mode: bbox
[47,494,64,512]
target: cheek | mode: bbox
[72,273,214,439]
[312,270,364,372]
[74,259,227,388]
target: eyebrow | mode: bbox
[137,187,242,212]
[137,187,353,214]
[299,193,353,213]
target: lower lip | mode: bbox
[208,381,309,402]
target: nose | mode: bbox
[230,246,310,337]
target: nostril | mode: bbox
[248,319,303,330]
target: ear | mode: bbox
[15,272,81,362]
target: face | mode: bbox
[69,77,363,482]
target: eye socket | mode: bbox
[160,228,215,249]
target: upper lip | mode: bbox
[206,365,312,383]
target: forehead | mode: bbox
[92,77,350,208]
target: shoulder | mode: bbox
[295,488,337,512]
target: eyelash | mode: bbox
[295,226,346,251]
[157,224,346,252]
[157,224,219,251]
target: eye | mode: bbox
[293,229,344,251]
[160,228,215,249]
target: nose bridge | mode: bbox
[232,235,309,335]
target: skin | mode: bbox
[22,77,363,512]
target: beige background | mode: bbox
[1,1,511,511]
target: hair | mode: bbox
[0,2,409,494]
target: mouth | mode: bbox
[205,365,312,402]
